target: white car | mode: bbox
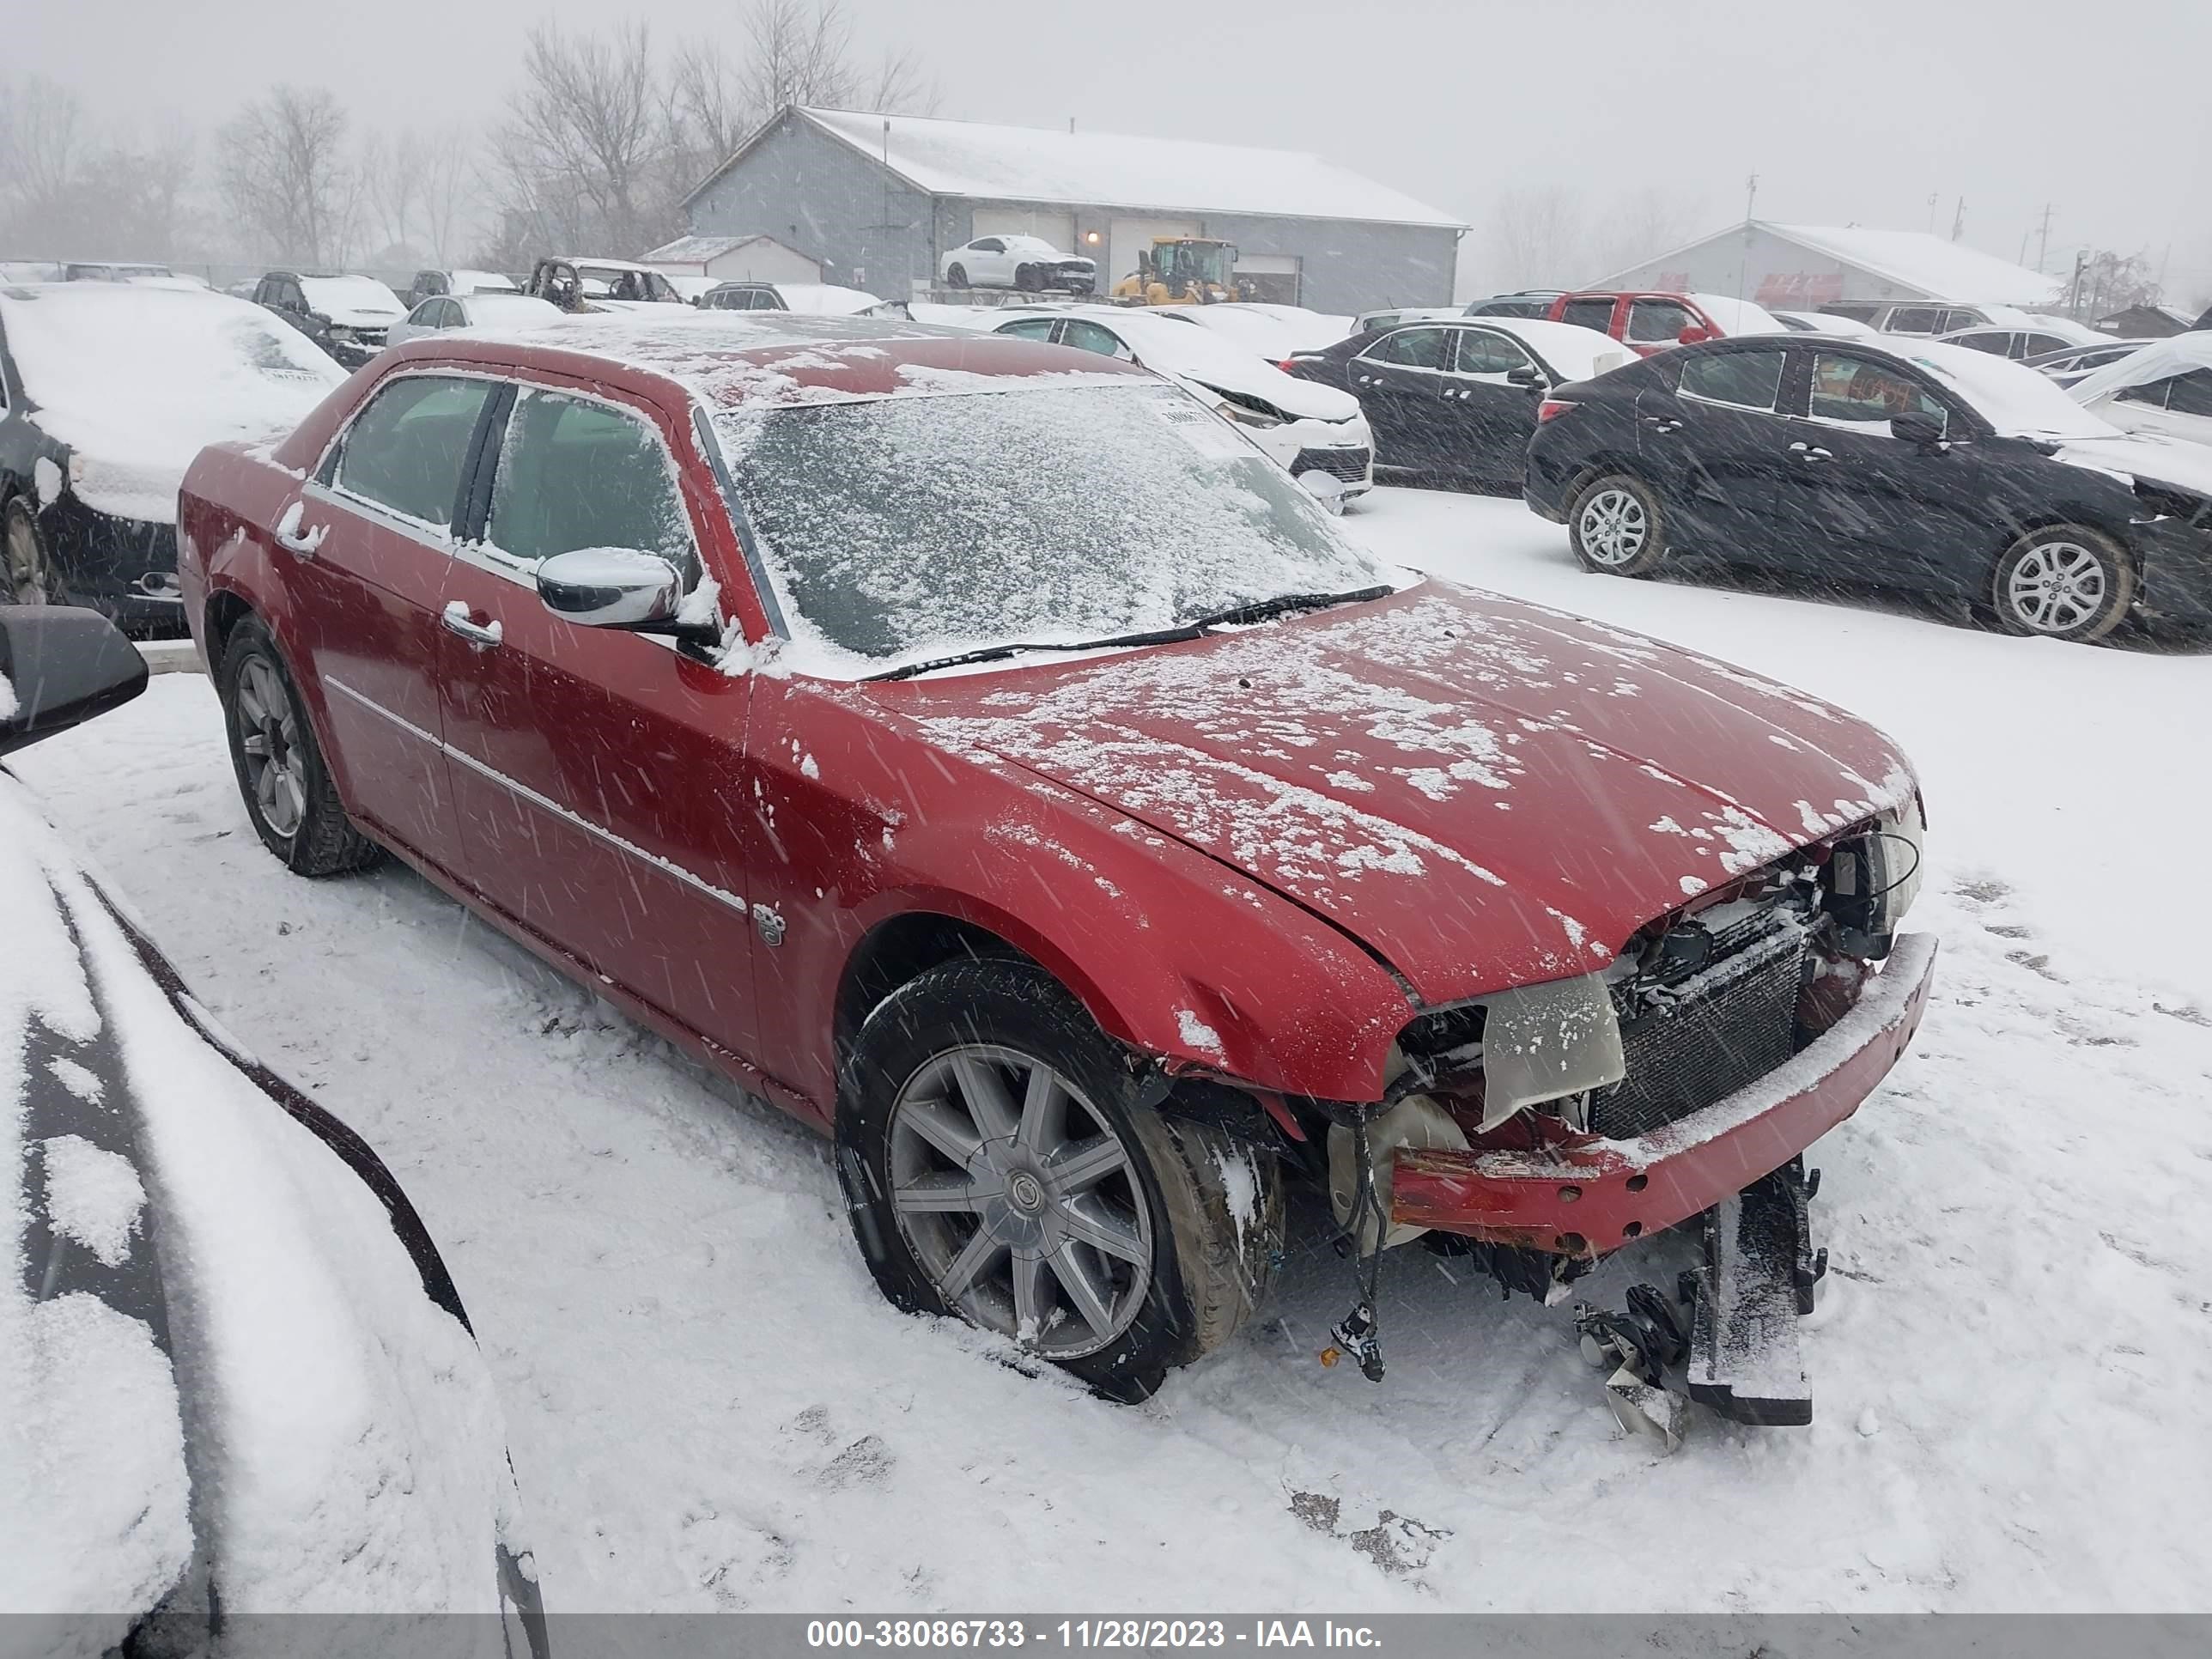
[941,234,1098,294]
[386,290,566,347]
[1354,305,1462,335]
[1147,303,1354,362]
[1937,319,2106,362]
[2066,333,2212,449]
[993,305,1374,499]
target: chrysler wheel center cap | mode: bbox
[1007,1171,1046,1212]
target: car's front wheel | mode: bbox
[1014,264,1040,291]
[3,497,60,605]
[218,617,383,876]
[945,263,969,289]
[838,959,1281,1401]
[1989,525,2134,642]
[1568,472,1670,576]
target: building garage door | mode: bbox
[971,208,1076,251]
[1109,216,1202,292]
[1234,252,1301,305]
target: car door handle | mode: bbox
[1789,442,1834,462]
[1642,416,1684,434]
[273,502,326,557]
[441,600,503,649]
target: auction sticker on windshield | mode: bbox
[1150,393,1251,461]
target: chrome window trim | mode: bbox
[323,673,746,916]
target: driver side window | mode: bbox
[485,389,701,587]
[1808,352,1949,432]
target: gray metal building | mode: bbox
[682,106,1464,316]
[1591,220,2064,312]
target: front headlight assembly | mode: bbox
[1827,795,1925,957]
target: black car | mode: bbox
[1523,334,2212,642]
[2,605,549,1653]
[1283,317,1630,489]
[249,270,409,368]
[0,283,343,629]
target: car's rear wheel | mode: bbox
[837,958,1281,1401]
[3,497,60,605]
[218,617,382,877]
[946,263,969,289]
[1568,472,1669,576]
[1989,525,2134,642]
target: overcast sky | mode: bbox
[18,0,2212,301]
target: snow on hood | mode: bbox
[2050,431,2212,499]
[2066,332,2212,411]
[0,775,520,1616]
[1053,308,1359,422]
[295,274,406,326]
[895,582,1914,1001]
[0,285,345,524]
[1881,338,2122,441]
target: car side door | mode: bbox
[433,379,764,1065]
[1438,326,1546,483]
[1633,343,1796,559]
[1771,347,1988,592]
[288,372,498,871]
[2107,370,2212,447]
[967,238,1008,284]
[1349,326,1451,471]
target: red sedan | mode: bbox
[179,315,1934,1411]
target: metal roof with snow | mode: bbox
[1595,219,2064,306]
[641,233,793,265]
[688,107,1465,229]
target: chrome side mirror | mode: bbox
[1295,469,1349,515]
[535,548,684,629]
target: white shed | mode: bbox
[640,234,822,285]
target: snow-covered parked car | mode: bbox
[177,313,1937,1425]
[940,234,1096,294]
[523,257,687,313]
[1146,302,1354,362]
[249,270,409,368]
[0,282,346,628]
[386,290,566,348]
[403,267,521,308]
[2066,332,2212,451]
[0,604,548,1652]
[696,280,884,316]
[1526,333,2212,641]
[991,304,1375,498]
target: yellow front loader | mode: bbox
[1110,238,1244,306]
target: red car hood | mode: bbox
[890,582,1916,1002]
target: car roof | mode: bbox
[371,313,1147,416]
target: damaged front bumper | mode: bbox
[1388,932,1938,1255]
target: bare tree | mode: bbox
[218,86,359,264]
[2069,248,2162,320]
[0,76,198,262]
[1487,186,1589,293]
[1587,186,1708,283]
[0,76,87,233]
[495,22,669,254]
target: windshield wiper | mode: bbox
[863,586,1392,684]
[1176,584,1394,632]
[863,622,1206,683]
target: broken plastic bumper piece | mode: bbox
[1387,932,1938,1255]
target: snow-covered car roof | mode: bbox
[1007,305,1358,421]
[0,283,346,524]
[2064,332,2212,409]
[457,292,565,328]
[769,283,884,316]
[1149,305,1350,359]
[295,274,405,321]
[1685,293,1790,336]
[447,268,518,293]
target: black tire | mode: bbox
[837,959,1282,1401]
[1567,471,1670,576]
[946,263,969,289]
[3,495,63,606]
[217,616,382,877]
[1987,524,2135,642]
[1013,264,1039,292]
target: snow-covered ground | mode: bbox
[12,489,2212,1613]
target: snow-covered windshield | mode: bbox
[712,381,1382,674]
[296,275,404,318]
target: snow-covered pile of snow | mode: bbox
[0,284,345,523]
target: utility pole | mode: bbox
[2068,248,2089,318]
[1950,197,1966,241]
[1745,173,1759,223]
[2035,204,2055,272]
[1928,192,1939,233]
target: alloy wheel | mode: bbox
[888,1043,1153,1358]
[2005,539,2107,634]
[234,653,308,840]
[4,509,54,605]
[1577,487,1649,568]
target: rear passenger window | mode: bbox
[1451,330,1530,374]
[1562,298,1616,333]
[486,389,699,586]
[1887,307,1943,334]
[1680,349,1786,411]
[1375,327,1448,368]
[1626,300,1696,343]
[332,375,493,526]
[2167,372,2212,417]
